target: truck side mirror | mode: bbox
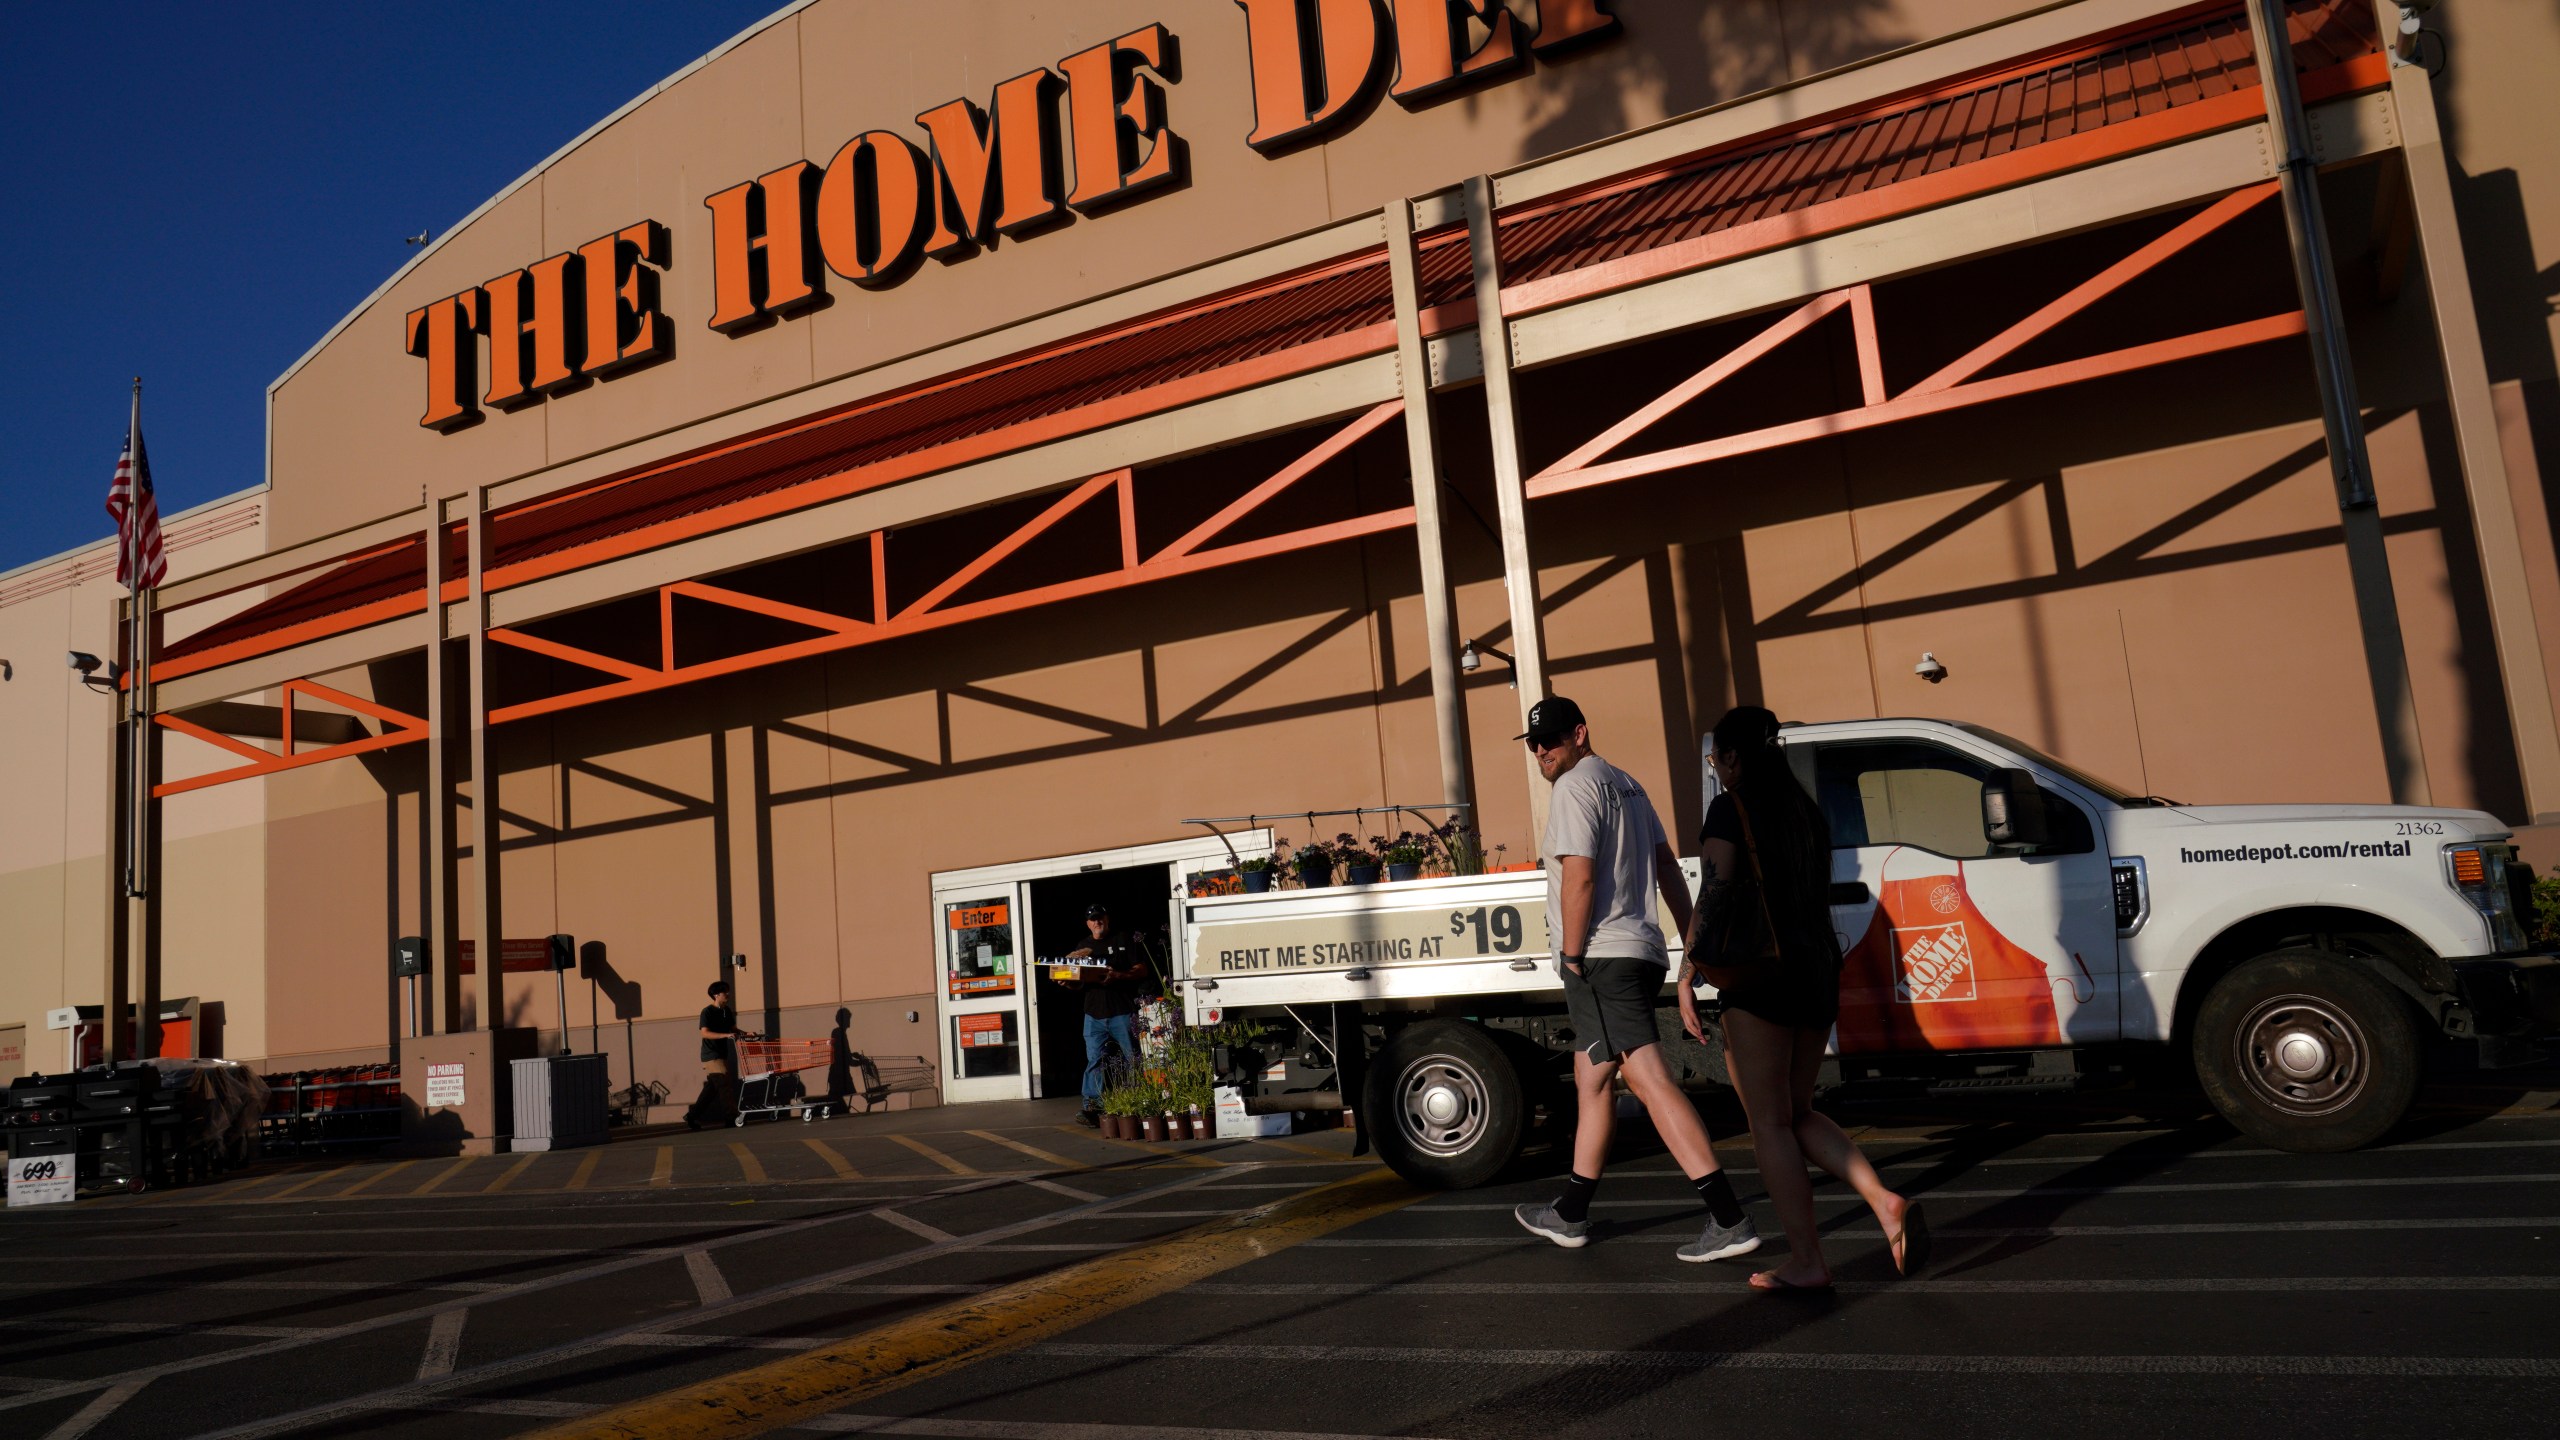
[1982,768,2051,849]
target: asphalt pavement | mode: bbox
[4,1068,2558,1439]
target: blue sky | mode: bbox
[0,1,780,574]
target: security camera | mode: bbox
[1914,652,1948,684]
[1459,643,1480,674]
[66,651,121,690]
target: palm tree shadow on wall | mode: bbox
[1485,0,1910,169]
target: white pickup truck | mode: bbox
[1178,718,2559,1187]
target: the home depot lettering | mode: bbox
[402,4,1622,430]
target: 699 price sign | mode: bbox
[7,1154,75,1207]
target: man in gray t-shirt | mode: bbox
[1514,696,1760,1265]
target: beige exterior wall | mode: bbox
[0,494,270,1065]
[16,1,2560,1105]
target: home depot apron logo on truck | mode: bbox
[1838,849,2066,1052]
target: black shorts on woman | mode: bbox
[1698,792,1842,1030]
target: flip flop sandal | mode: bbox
[1892,1201,1932,1278]
[1749,1270,1834,1293]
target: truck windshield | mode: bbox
[1948,723,2150,805]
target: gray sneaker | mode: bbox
[1514,1200,1592,1248]
[1676,1214,1763,1263]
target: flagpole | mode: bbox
[126,378,145,904]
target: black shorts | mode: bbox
[1562,956,1666,1063]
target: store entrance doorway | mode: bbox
[1026,866,1174,1101]
[927,830,1265,1106]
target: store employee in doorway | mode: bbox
[1065,903,1154,1127]
[688,980,744,1131]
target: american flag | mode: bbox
[105,415,166,590]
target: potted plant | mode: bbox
[1237,853,1278,893]
[1336,833,1380,886]
[1291,837,1335,889]
[1376,831,1430,883]
[1436,821,1487,877]
[1142,1110,1168,1141]
[1104,1081,1141,1139]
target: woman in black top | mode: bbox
[1680,706,1926,1290]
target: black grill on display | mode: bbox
[3,1064,188,1193]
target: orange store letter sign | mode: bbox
[402,220,671,431]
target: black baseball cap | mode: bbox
[1516,695,1587,745]
[1084,903,1111,919]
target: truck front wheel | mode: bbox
[2193,949,2422,1153]
[1364,1020,1524,1189]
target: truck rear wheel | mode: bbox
[1363,1020,1524,1189]
[2193,949,2422,1153]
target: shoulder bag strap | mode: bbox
[1730,795,1784,958]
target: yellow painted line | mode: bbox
[802,1138,859,1179]
[336,1159,415,1198]
[887,1133,975,1175]
[964,1129,1079,1169]
[1256,1137,1360,1163]
[484,1153,542,1193]
[254,1163,356,1202]
[181,1164,315,1204]
[729,1141,768,1184]
[566,1150,604,1191]
[1056,1125,1221,1168]
[526,1168,1421,1440]
[648,1146,675,1188]
[410,1156,478,1195]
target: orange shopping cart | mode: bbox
[733,1037,831,1126]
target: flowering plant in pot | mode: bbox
[1435,821,1487,877]
[1333,833,1381,885]
[1237,853,1278,893]
[1288,837,1336,889]
[1166,1028,1219,1139]
[1374,830,1431,883]
[1101,1078,1148,1139]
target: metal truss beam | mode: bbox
[153,679,430,798]
[1529,184,2297,500]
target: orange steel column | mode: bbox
[1385,194,1476,837]
[467,487,505,1035]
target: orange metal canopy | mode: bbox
[158,0,2379,688]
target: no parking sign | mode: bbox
[7,1154,74,1207]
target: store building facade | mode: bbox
[7,0,2560,1118]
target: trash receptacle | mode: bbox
[510,1054,610,1151]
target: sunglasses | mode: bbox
[1525,734,1570,753]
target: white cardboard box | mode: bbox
[1213,1085,1288,1138]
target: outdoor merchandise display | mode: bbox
[3,1059,266,1197]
